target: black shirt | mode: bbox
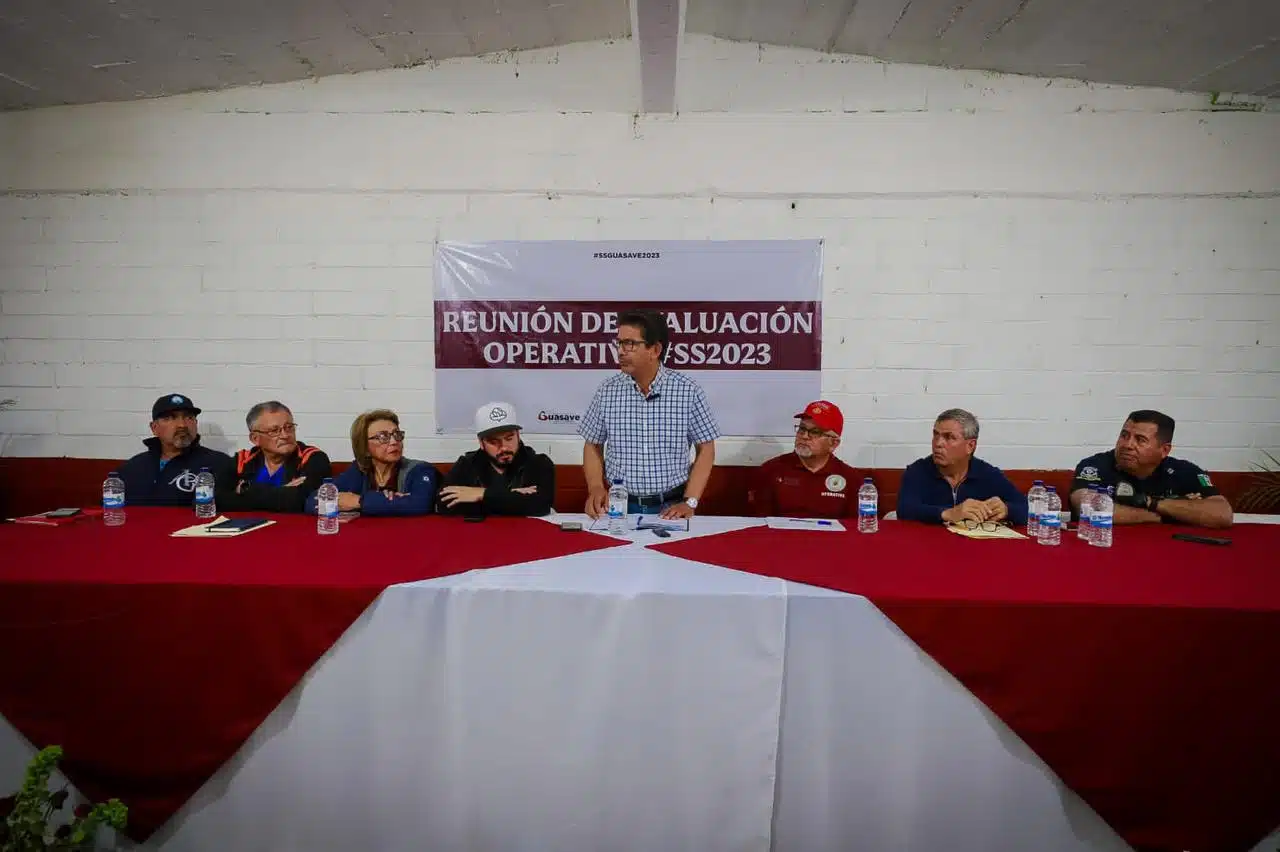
[1071,450,1219,507]
[438,443,556,516]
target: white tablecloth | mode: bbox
[2,515,1277,852]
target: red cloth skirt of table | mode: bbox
[656,521,1280,852]
[0,508,621,841]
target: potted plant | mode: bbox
[0,746,127,851]
[1237,450,1280,514]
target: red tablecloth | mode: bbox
[656,522,1280,852]
[0,508,621,840]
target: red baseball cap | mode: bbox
[795,400,843,436]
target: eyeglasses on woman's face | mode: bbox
[367,430,406,445]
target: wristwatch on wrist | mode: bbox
[685,497,699,510]
[1148,495,1161,514]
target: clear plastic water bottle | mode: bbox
[102,471,126,527]
[857,477,878,534]
[1026,480,1046,536]
[316,478,339,535]
[194,467,216,519]
[1038,486,1062,546]
[1091,486,1114,549]
[1078,485,1096,543]
[607,478,627,535]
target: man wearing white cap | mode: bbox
[437,402,556,516]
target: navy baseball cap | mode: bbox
[152,393,202,420]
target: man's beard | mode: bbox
[172,431,194,449]
[490,452,515,469]
[794,445,813,459]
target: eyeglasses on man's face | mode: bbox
[795,424,831,439]
[613,338,649,351]
[252,422,297,438]
[368,430,406,445]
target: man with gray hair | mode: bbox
[218,400,332,512]
[896,408,1027,525]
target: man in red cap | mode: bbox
[748,400,862,519]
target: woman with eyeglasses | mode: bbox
[305,409,439,516]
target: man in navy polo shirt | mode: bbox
[1070,410,1232,528]
[117,394,233,506]
[897,408,1027,525]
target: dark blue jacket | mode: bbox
[305,458,438,516]
[117,436,234,507]
[897,456,1028,525]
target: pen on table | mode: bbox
[785,518,833,526]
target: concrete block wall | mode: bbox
[1,36,1278,470]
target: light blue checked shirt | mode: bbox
[579,366,720,497]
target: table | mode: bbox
[1,510,1277,852]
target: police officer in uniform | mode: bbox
[1070,409,1232,528]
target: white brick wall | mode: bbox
[2,36,1278,471]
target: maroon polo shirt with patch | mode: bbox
[748,452,862,519]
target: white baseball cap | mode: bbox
[474,402,521,437]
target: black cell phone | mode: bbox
[463,515,485,523]
[650,528,672,538]
[1172,533,1232,546]
[45,508,81,518]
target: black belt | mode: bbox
[630,482,687,507]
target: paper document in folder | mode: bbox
[766,517,845,531]
[171,516,277,538]
[945,523,1027,540]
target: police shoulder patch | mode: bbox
[1198,472,1212,487]
[1078,466,1101,482]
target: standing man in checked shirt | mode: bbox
[579,309,720,519]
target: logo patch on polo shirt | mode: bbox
[1116,481,1135,497]
[825,474,846,492]
[1198,473,1212,487]
[1079,466,1100,482]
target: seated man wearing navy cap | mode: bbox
[437,402,556,517]
[1071,410,1232,528]
[219,400,332,513]
[117,394,234,506]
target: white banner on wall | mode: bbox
[433,240,823,437]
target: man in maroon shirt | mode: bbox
[748,400,861,519]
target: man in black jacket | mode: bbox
[438,402,556,516]
[118,394,234,506]
[218,400,332,513]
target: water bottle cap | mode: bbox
[1033,479,1043,485]
[323,477,334,483]
[863,477,873,483]
[1046,485,1057,492]
[107,471,119,476]
[199,466,210,472]
[611,478,623,485]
